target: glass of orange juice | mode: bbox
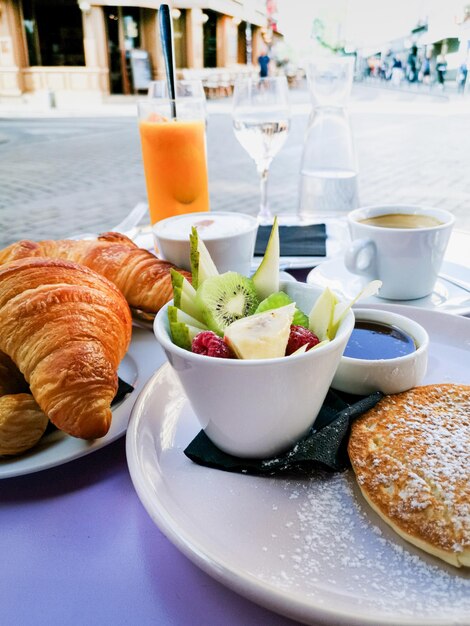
[138,80,210,224]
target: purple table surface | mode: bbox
[0,269,317,626]
[1,437,305,626]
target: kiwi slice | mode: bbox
[195,272,260,335]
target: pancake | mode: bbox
[348,384,470,567]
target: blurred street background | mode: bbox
[1,0,470,247]
[1,81,470,248]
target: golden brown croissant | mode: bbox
[0,232,191,314]
[0,394,48,456]
[0,352,48,455]
[0,258,132,439]
[0,350,29,396]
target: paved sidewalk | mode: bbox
[1,83,470,249]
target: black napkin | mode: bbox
[184,389,383,476]
[255,224,327,257]
[113,377,134,405]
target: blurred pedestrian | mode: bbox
[258,48,271,78]
[420,55,431,84]
[381,50,393,80]
[457,61,468,94]
[436,54,447,88]
[391,56,404,86]
[406,46,418,83]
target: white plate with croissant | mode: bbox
[0,232,183,478]
[0,327,164,479]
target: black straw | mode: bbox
[158,4,177,119]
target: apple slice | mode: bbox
[189,226,219,290]
[224,302,295,359]
[252,216,280,300]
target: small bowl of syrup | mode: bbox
[332,308,429,395]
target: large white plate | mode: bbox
[126,305,470,626]
[0,327,164,479]
[307,258,470,315]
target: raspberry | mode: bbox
[192,331,234,358]
[285,325,320,355]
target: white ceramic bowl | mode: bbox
[152,211,258,277]
[154,280,354,459]
[331,308,429,396]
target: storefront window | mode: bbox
[238,22,253,64]
[104,6,146,95]
[203,10,217,67]
[22,0,85,67]
[122,8,141,51]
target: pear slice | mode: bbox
[170,269,205,323]
[311,338,330,350]
[308,280,383,342]
[189,226,219,290]
[308,287,338,341]
[167,305,207,330]
[170,321,202,351]
[329,279,382,338]
[289,337,330,356]
[224,302,295,360]
[252,216,280,300]
[289,344,309,356]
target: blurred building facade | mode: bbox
[357,2,470,84]
[0,0,273,99]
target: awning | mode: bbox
[418,24,461,45]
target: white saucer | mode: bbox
[307,259,470,315]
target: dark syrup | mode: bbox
[344,320,416,360]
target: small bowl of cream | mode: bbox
[153,211,258,276]
[331,308,429,395]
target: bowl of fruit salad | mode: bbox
[154,219,376,459]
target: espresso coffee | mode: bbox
[359,213,443,229]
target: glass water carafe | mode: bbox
[298,56,359,221]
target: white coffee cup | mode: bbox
[345,205,455,300]
[153,211,258,276]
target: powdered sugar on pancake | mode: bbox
[256,472,470,620]
[348,384,470,566]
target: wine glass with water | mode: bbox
[232,76,290,223]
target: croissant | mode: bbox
[0,350,28,396]
[0,394,48,456]
[0,232,191,315]
[0,258,132,439]
[0,352,48,456]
